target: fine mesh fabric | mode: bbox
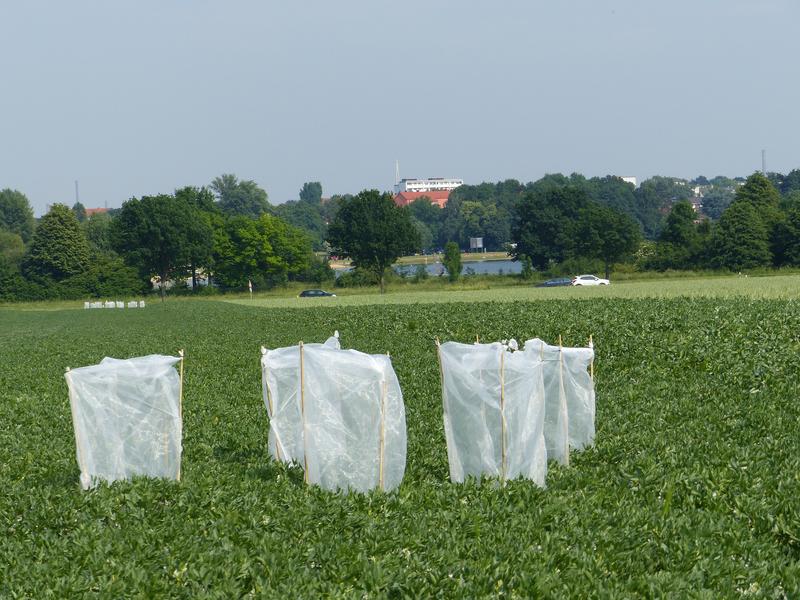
[65,354,183,489]
[261,336,406,492]
[438,341,547,486]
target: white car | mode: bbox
[571,274,610,286]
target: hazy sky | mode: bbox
[2,1,799,216]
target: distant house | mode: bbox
[84,207,109,217]
[393,190,452,209]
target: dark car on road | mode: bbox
[535,277,573,287]
[299,289,336,297]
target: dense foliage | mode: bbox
[0,177,328,301]
[647,173,800,272]
[510,185,640,276]
[5,168,800,301]
[327,190,420,293]
[442,241,462,282]
[1,293,799,596]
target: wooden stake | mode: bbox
[65,367,89,489]
[589,335,594,382]
[476,334,480,344]
[299,341,309,485]
[177,349,184,482]
[378,377,387,492]
[262,347,283,462]
[558,336,569,467]
[178,350,185,421]
[434,337,451,482]
[499,347,507,483]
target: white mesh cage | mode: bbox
[524,338,595,459]
[437,341,547,486]
[65,354,183,489]
[261,336,406,493]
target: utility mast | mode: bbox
[762,149,767,175]
[395,160,400,186]
[75,180,80,205]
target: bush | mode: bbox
[295,258,335,285]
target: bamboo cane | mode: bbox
[299,341,309,485]
[558,335,569,467]
[177,350,185,481]
[379,376,387,492]
[65,368,90,489]
[499,347,507,483]
[262,347,284,462]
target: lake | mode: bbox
[335,259,522,278]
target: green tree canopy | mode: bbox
[274,200,327,249]
[299,181,323,204]
[633,176,691,238]
[210,174,270,219]
[649,201,702,270]
[213,213,314,289]
[82,212,114,255]
[731,172,782,226]
[111,194,210,298]
[23,204,90,280]
[511,186,590,270]
[574,203,641,279]
[442,241,462,282]
[327,190,420,293]
[700,186,735,220]
[71,202,86,223]
[0,189,36,243]
[0,231,25,267]
[709,201,771,270]
[175,186,216,289]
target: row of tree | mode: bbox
[650,173,800,271]
[3,169,800,300]
[0,177,332,301]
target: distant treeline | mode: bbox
[2,170,800,301]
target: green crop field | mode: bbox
[2,283,800,596]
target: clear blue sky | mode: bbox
[2,1,799,215]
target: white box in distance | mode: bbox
[261,333,406,493]
[65,354,184,489]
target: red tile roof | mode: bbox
[393,190,450,208]
[84,207,109,216]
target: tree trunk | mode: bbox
[191,263,197,292]
[160,270,167,302]
[379,268,386,294]
[604,259,611,280]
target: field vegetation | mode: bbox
[2,284,800,595]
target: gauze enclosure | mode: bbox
[437,341,547,486]
[65,354,184,490]
[261,337,407,492]
[523,338,595,464]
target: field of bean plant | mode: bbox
[2,282,800,596]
